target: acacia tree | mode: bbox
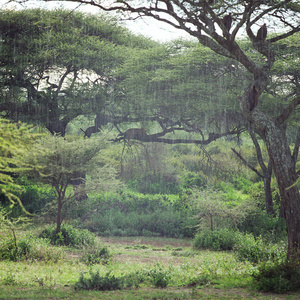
[23,134,120,234]
[33,0,300,259]
[114,35,298,216]
[113,38,246,145]
[0,9,157,136]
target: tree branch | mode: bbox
[248,127,268,174]
[113,127,242,145]
[269,26,300,43]
[276,96,300,125]
[231,147,264,179]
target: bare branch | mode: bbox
[112,127,242,144]
[276,96,300,125]
[269,26,300,43]
[231,147,263,179]
[248,127,267,174]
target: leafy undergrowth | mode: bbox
[0,235,300,299]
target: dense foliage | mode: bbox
[252,260,300,293]
[1,6,299,294]
[39,224,97,247]
[0,119,39,209]
[0,233,63,262]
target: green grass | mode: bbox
[0,234,300,299]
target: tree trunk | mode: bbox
[210,214,213,231]
[56,196,63,234]
[264,163,275,216]
[248,129,276,216]
[258,118,300,259]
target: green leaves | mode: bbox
[0,8,150,134]
[0,119,40,210]
[21,133,121,233]
[24,134,107,182]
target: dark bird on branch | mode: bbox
[248,85,259,111]
[257,23,267,41]
[165,0,174,12]
[222,13,232,32]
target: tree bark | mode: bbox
[264,163,275,216]
[56,195,63,234]
[248,129,275,216]
[253,111,300,259]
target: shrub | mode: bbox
[181,172,207,189]
[80,241,111,265]
[0,236,18,261]
[85,209,186,238]
[127,174,180,194]
[237,211,286,243]
[187,273,211,287]
[39,224,96,247]
[80,190,198,238]
[20,184,55,214]
[233,234,286,264]
[0,234,63,262]
[147,264,171,288]
[252,260,300,293]
[74,270,142,291]
[193,228,241,251]
[75,271,124,291]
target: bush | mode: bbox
[74,270,142,291]
[39,224,96,247]
[79,190,198,238]
[237,211,286,243]
[233,234,286,264]
[75,271,124,291]
[84,209,187,238]
[20,184,55,214]
[181,172,207,189]
[0,234,63,262]
[0,236,19,261]
[74,265,172,291]
[193,228,241,251]
[127,174,180,194]
[80,241,111,265]
[147,264,171,288]
[252,260,300,293]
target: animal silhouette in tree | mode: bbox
[257,23,267,41]
[164,0,174,12]
[248,85,259,111]
[120,128,147,142]
[222,13,232,32]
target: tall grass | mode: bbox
[0,233,63,262]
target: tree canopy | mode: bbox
[2,1,300,258]
[0,8,157,136]
[17,0,300,259]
